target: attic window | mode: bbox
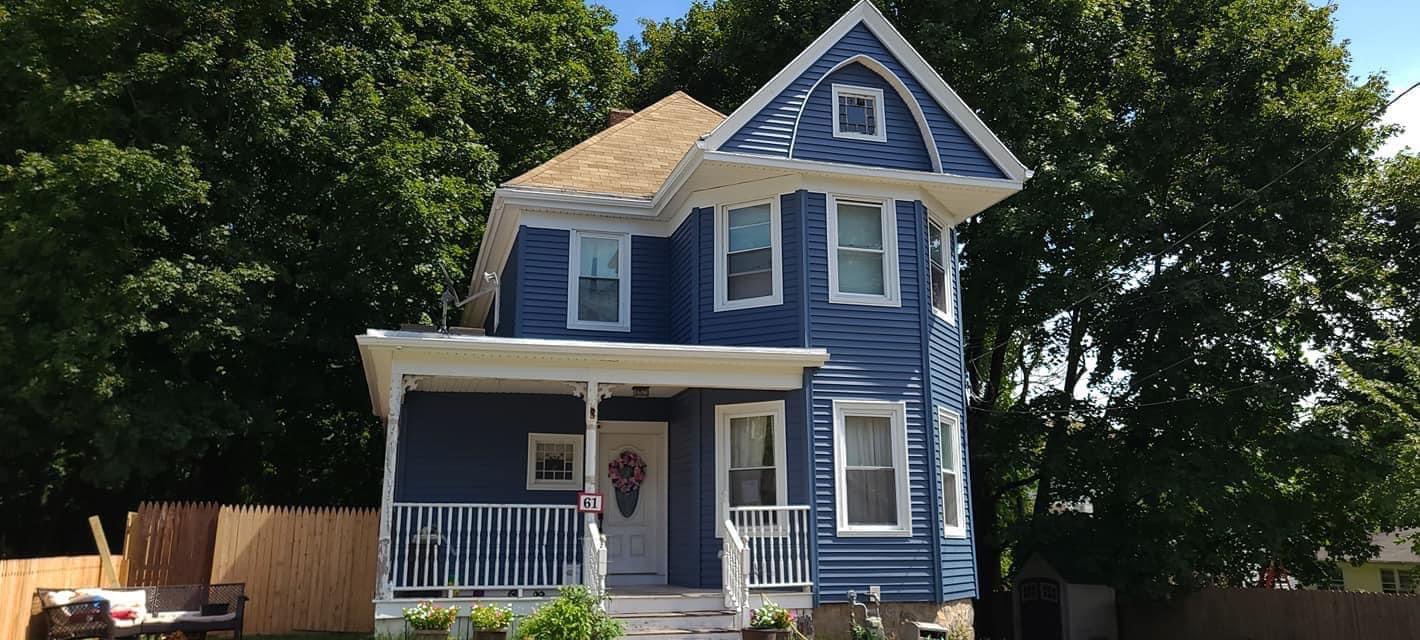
[832,84,886,142]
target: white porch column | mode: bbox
[374,373,415,600]
[572,381,613,596]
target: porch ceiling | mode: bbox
[356,329,830,417]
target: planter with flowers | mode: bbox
[607,449,647,517]
[403,601,458,639]
[743,598,796,640]
[469,603,515,640]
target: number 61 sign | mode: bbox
[577,492,604,514]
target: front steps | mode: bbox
[608,588,739,640]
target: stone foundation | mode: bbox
[804,599,972,640]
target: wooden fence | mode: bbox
[123,501,221,586]
[209,504,379,634]
[1119,588,1420,640]
[0,555,121,640]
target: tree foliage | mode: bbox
[0,0,627,554]
[627,0,1411,611]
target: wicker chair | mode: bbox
[34,583,247,640]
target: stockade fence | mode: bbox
[0,555,121,640]
[1119,587,1420,640]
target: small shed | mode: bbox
[1012,553,1117,640]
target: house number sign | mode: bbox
[577,492,604,514]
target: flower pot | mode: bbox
[411,629,451,640]
[473,631,509,640]
[615,486,640,517]
[742,628,792,640]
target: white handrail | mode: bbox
[583,518,608,600]
[730,505,813,588]
[389,502,579,592]
[722,519,751,612]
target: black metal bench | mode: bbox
[34,583,247,640]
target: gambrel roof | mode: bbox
[504,91,725,199]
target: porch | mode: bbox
[356,329,829,625]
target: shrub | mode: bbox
[403,601,459,631]
[470,603,515,631]
[516,585,622,640]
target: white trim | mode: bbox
[526,433,585,491]
[830,84,887,143]
[827,194,901,307]
[714,198,784,312]
[567,230,631,332]
[356,330,830,417]
[794,56,940,171]
[925,214,954,325]
[701,0,1030,183]
[705,150,1023,192]
[832,399,912,537]
[937,408,967,538]
[714,401,789,537]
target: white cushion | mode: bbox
[42,591,76,607]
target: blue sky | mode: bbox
[600,0,1417,155]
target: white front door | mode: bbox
[596,421,667,584]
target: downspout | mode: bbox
[917,201,946,602]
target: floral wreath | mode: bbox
[607,450,647,493]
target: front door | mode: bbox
[596,421,667,585]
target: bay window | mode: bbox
[715,199,783,310]
[833,400,910,536]
[828,195,900,306]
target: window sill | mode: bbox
[943,526,968,539]
[527,483,581,492]
[714,295,784,313]
[828,292,902,308]
[831,131,887,143]
[835,526,914,538]
[566,320,631,332]
[931,307,956,326]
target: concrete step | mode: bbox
[606,591,727,614]
[615,610,739,633]
[621,628,740,640]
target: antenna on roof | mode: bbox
[438,263,500,334]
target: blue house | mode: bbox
[357,2,1029,636]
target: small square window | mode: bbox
[527,433,583,490]
[831,85,886,142]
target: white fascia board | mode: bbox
[705,150,1023,194]
[701,0,1031,183]
[356,330,830,415]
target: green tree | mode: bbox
[628,0,1407,616]
[0,0,627,554]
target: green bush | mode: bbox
[469,603,515,631]
[402,601,458,631]
[516,586,622,640]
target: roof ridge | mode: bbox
[669,90,727,119]
[503,94,694,187]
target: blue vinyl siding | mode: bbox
[669,212,700,344]
[792,63,932,171]
[928,226,976,601]
[805,193,940,603]
[720,23,1005,179]
[513,226,670,342]
[488,236,519,337]
[688,194,805,347]
[394,392,667,503]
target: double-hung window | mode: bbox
[715,199,783,310]
[715,401,788,535]
[926,216,954,322]
[938,408,966,537]
[1381,568,1416,594]
[828,195,900,306]
[568,230,630,331]
[833,400,910,536]
[831,84,887,142]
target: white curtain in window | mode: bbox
[844,415,897,525]
[729,415,777,507]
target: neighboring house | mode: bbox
[1316,530,1420,594]
[356,1,1029,636]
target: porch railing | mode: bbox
[583,518,607,599]
[729,505,813,589]
[722,519,750,611]
[390,502,581,593]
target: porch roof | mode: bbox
[356,329,830,416]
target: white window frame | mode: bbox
[925,214,955,325]
[831,84,887,142]
[566,230,631,332]
[938,408,967,538]
[714,400,788,537]
[827,195,901,307]
[832,399,911,537]
[714,198,784,312]
[526,433,584,491]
